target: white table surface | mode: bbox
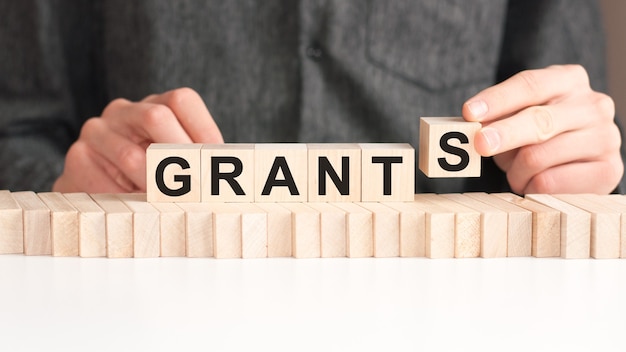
[1,255,625,352]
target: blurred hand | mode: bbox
[53,87,223,193]
[463,64,623,194]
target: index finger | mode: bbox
[462,65,590,123]
[143,87,224,143]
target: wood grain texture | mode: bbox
[465,193,532,257]
[383,202,426,257]
[209,203,242,259]
[280,203,320,258]
[419,117,481,178]
[526,194,590,259]
[493,193,560,258]
[63,193,106,257]
[606,195,626,258]
[356,202,400,257]
[38,192,79,257]
[307,202,347,258]
[254,144,308,202]
[12,191,51,256]
[331,202,373,258]
[236,203,268,259]
[90,193,133,258]
[255,203,292,257]
[117,193,160,258]
[146,143,202,203]
[176,202,214,257]
[555,194,620,259]
[201,144,255,202]
[440,193,507,258]
[150,201,186,257]
[411,195,455,259]
[359,143,414,202]
[0,191,24,254]
[415,194,480,258]
[307,144,361,202]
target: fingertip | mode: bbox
[474,127,500,156]
[463,100,489,122]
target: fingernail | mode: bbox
[480,127,501,153]
[467,100,488,120]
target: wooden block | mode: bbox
[307,144,361,202]
[0,191,24,254]
[63,193,106,257]
[419,117,481,178]
[146,143,202,203]
[526,194,590,259]
[465,192,532,257]
[38,192,79,257]
[175,202,214,257]
[415,194,480,258]
[359,143,415,202]
[356,202,400,257]
[383,202,426,257]
[606,195,626,258]
[236,203,268,259]
[90,193,133,258]
[307,202,347,258]
[208,203,242,259]
[440,193,507,258]
[117,193,160,258]
[201,144,255,202]
[411,195,455,258]
[12,191,51,256]
[554,194,620,259]
[331,202,373,258]
[254,144,308,202]
[255,203,292,257]
[493,193,560,258]
[279,203,320,258]
[150,201,186,257]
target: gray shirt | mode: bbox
[0,0,620,192]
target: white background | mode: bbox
[1,256,625,352]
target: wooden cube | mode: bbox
[307,144,361,202]
[359,143,414,202]
[201,144,255,202]
[254,144,308,202]
[146,143,202,203]
[419,117,481,177]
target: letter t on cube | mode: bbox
[419,117,481,178]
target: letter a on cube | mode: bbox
[419,117,481,178]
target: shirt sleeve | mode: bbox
[0,1,103,191]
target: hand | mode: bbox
[53,87,223,193]
[462,64,623,194]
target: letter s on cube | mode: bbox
[147,144,202,202]
[418,117,481,178]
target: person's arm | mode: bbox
[463,0,623,194]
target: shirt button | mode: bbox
[306,44,323,61]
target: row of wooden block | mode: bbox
[1,190,625,259]
[147,143,415,203]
